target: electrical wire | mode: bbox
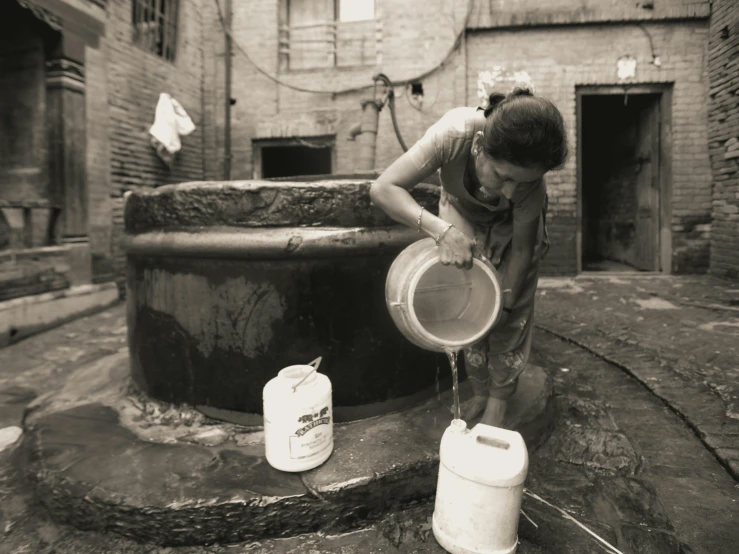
[637,23,656,58]
[637,23,661,66]
[213,0,474,96]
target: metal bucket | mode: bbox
[385,238,503,353]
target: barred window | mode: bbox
[132,0,179,61]
[281,0,379,70]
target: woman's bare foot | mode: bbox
[452,394,488,421]
[479,397,507,427]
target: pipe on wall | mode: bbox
[224,0,232,180]
[356,100,381,171]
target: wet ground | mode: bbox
[0,274,737,553]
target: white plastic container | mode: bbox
[433,420,529,554]
[263,360,333,472]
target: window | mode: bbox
[132,0,179,61]
[281,0,378,70]
[253,138,334,179]
[338,0,374,22]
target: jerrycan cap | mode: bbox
[449,419,467,433]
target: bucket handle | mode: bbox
[292,356,322,392]
[471,238,491,265]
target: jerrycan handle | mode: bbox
[473,426,511,449]
[291,356,322,392]
[476,435,510,449]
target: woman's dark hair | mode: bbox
[482,89,568,171]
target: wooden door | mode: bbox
[633,97,661,271]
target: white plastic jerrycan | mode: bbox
[433,419,529,554]
[263,357,333,472]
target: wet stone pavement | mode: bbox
[0,274,737,553]
[536,274,739,479]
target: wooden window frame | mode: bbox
[132,0,179,62]
[279,0,379,72]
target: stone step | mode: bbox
[18,351,554,547]
[0,282,119,347]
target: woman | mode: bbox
[370,86,568,427]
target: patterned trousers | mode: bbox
[439,190,545,400]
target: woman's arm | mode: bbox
[370,155,449,237]
[500,215,538,312]
[370,153,476,268]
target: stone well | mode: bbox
[123,175,446,421]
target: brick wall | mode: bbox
[217,0,468,181]
[94,0,210,292]
[467,20,712,274]
[707,0,739,280]
[209,0,713,276]
[201,0,225,180]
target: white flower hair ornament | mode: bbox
[510,72,536,95]
[477,69,536,108]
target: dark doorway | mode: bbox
[260,145,332,179]
[581,93,662,272]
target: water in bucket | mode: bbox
[412,262,497,343]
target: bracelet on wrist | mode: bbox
[417,207,425,233]
[435,223,455,245]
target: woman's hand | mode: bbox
[437,226,475,270]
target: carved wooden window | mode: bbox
[281,0,379,70]
[132,0,179,61]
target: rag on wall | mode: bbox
[149,93,196,167]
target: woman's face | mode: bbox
[472,133,546,200]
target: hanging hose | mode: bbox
[373,73,408,153]
[388,90,408,152]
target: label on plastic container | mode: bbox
[288,404,332,459]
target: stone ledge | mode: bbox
[0,282,119,347]
[466,1,710,30]
[18,351,554,546]
[123,179,440,234]
[122,226,424,259]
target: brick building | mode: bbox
[707,0,739,279]
[0,0,211,344]
[218,0,716,276]
[0,0,734,343]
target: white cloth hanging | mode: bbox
[149,93,195,166]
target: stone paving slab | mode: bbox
[14,339,552,546]
[1,308,737,553]
[525,332,739,554]
[2,276,738,553]
[536,274,739,480]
